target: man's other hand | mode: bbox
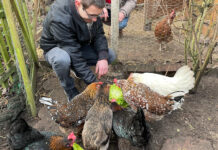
[100,8,108,21]
[96,59,108,79]
[119,12,125,22]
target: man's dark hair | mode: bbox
[81,0,105,9]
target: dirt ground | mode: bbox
[37,65,218,150]
[0,5,218,150]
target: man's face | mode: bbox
[75,0,103,23]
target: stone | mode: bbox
[161,136,213,150]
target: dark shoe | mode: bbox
[64,88,79,102]
[119,29,123,38]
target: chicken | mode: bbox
[114,65,195,121]
[112,107,150,147]
[154,9,176,51]
[39,82,102,127]
[82,83,113,150]
[7,118,77,150]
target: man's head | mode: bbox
[75,0,105,22]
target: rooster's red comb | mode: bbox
[68,132,76,143]
[113,78,118,83]
[98,81,103,85]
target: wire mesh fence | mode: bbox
[104,0,187,67]
[104,0,217,73]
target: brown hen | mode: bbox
[154,9,176,51]
[40,82,103,127]
[82,83,113,150]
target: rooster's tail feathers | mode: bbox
[173,65,195,94]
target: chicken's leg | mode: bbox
[159,42,163,51]
[159,42,168,51]
[164,42,168,51]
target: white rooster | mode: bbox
[129,66,195,97]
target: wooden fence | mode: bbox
[0,0,38,116]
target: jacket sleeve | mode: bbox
[120,0,137,17]
[50,21,96,84]
[93,20,109,61]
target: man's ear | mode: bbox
[75,0,81,7]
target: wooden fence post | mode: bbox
[32,0,39,40]
[111,0,119,54]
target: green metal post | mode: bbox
[2,0,37,116]
[10,0,38,66]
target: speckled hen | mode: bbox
[39,82,103,127]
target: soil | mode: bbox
[1,5,218,150]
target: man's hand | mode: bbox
[119,12,125,22]
[100,8,109,21]
[95,59,108,79]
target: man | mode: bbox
[40,0,116,101]
[101,0,137,36]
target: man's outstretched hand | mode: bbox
[96,59,108,79]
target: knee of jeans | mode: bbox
[52,57,71,70]
[108,48,117,64]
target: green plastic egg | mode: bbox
[109,84,129,108]
[73,143,83,150]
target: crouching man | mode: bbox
[40,0,116,101]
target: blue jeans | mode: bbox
[119,17,129,30]
[44,46,116,92]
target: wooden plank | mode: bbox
[0,65,16,85]
[33,0,39,41]
[126,63,192,73]
[111,0,119,54]
[2,0,37,116]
